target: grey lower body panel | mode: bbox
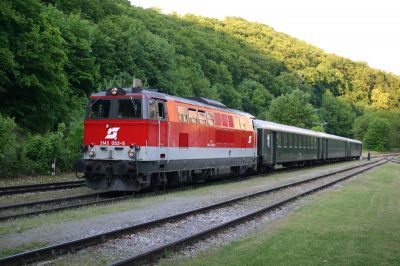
[81,156,257,191]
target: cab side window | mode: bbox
[157,102,165,119]
[149,99,166,120]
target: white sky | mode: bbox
[131,0,400,75]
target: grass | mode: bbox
[0,241,47,258]
[0,186,93,206]
[162,162,400,266]
[0,172,78,187]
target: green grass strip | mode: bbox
[165,162,400,266]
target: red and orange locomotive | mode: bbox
[75,81,257,191]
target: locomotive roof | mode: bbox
[91,88,254,118]
[254,120,362,144]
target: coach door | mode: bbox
[317,138,321,160]
[149,99,168,149]
[319,138,326,160]
[262,130,274,165]
[272,131,277,165]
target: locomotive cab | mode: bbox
[76,86,169,191]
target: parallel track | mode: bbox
[0,180,86,196]
[0,158,386,266]
[0,192,132,221]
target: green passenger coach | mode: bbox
[255,120,362,169]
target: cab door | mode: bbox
[149,99,169,148]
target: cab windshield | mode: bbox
[117,99,142,118]
[86,98,142,119]
[86,99,110,119]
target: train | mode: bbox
[75,81,362,191]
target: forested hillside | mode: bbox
[0,0,399,177]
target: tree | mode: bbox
[353,110,400,150]
[320,90,356,137]
[214,83,242,110]
[363,118,392,151]
[237,79,272,118]
[267,89,316,128]
[272,72,310,95]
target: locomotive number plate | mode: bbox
[100,140,126,146]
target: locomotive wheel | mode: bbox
[151,172,167,191]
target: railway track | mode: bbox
[388,158,400,164]
[0,191,133,221]
[0,158,387,266]
[0,180,86,196]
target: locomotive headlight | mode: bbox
[111,87,118,95]
[128,149,135,158]
[88,149,95,158]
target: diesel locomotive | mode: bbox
[75,81,362,191]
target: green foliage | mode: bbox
[353,110,400,151]
[0,115,18,177]
[237,79,272,119]
[25,123,65,174]
[267,90,316,128]
[320,90,356,137]
[363,118,392,151]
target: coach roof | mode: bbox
[254,120,362,144]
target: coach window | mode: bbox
[239,118,246,130]
[221,114,228,127]
[188,109,198,123]
[227,116,234,128]
[207,112,215,126]
[214,113,221,126]
[198,110,207,125]
[177,106,188,122]
[277,133,280,148]
[287,134,290,148]
[234,117,240,129]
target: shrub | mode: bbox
[25,124,65,175]
[0,115,19,177]
[363,118,392,151]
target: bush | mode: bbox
[0,115,19,177]
[363,118,392,151]
[25,124,65,175]
[62,122,83,171]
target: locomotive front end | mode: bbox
[75,86,156,191]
